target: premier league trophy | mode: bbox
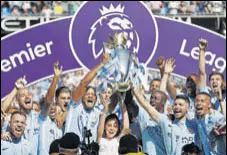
[97,32,142,104]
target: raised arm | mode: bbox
[118,101,130,138]
[198,38,208,90]
[156,56,165,78]
[160,58,176,92]
[45,61,62,104]
[96,95,109,144]
[157,57,177,99]
[132,87,159,122]
[72,53,110,102]
[1,76,26,113]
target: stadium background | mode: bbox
[1,1,226,104]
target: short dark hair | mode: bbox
[119,134,138,154]
[104,114,121,137]
[175,95,190,105]
[10,110,27,120]
[182,142,202,155]
[85,86,97,98]
[49,139,60,154]
[150,78,161,84]
[196,92,211,98]
[55,86,71,99]
[59,133,80,152]
[209,71,224,81]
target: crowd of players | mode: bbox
[1,38,226,155]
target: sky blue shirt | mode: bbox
[38,116,62,155]
[197,110,226,155]
[2,110,42,155]
[65,101,102,142]
[133,97,167,155]
[211,95,226,113]
[139,106,167,155]
[157,113,199,155]
[1,138,32,155]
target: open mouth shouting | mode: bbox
[196,105,203,114]
[13,126,24,138]
[87,98,93,104]
[174,108,182,116]
[212,83,219,92]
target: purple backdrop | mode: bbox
[1,2,226,100]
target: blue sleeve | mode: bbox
[134,97,148,121]
[64,106,75,134]
[138,106,149,123]
[157,113,170,128]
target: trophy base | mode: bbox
[117,83,130,92]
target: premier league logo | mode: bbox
[69,1,158,70]
[88,4,139,59]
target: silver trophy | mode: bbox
[97,32,141,95]
[112,32,134,92]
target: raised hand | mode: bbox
[53,61,63,77]
[1,132,12,142]
[156,56,165,70]
[101,52,110,65]
[15,75,27,89]
[99,94,110,113]
[164,58,176,74]
[199,38,208,51]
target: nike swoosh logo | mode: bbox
[2,147,9,150]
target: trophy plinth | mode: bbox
[117,82,130,92]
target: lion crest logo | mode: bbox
[88,4,140,59]
[69,2,158,70]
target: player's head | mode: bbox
[82,86,97,110]
[173,95,190,120]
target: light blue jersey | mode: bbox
[211,94,226,113]
[139,107,167,155]
[197,110,226,155]
[134,97,167,155]
[1,138,32,155]
[157,113,199,155]
[38,116,62,155]
[65,101,102,142]
[2,110,41,155]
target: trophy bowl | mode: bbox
[115,46,133,92]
